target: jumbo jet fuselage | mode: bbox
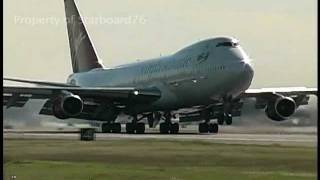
[3,0,316,135]
[67,36,254,113]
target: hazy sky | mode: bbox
[3,0,317,88]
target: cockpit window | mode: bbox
[216,42,239,47]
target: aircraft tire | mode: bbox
[160,123,170,134]
[170,123,179,134]
[225,114,232,125]
[212,123,218,133]
[208,123,214,133]
[101,123,111,133]
[136,123,145,134]
[111,123,121,133]
[126,123,135,134]
[198,123,209,133]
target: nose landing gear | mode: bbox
[217,113,233,125]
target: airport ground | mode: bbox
[4,127,317,180]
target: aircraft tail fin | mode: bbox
[64,0,104,73]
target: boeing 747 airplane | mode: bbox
[3,0,317,134]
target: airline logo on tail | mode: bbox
[70,15,87,72]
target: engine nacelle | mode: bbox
[265,96,296,121]
[52,92,83,119]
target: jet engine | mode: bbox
[52,92,83,119]
[265,96,296,121]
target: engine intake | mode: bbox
[265,96,296,121]
[52,92,83,119]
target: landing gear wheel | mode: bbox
[198,123,209,133]
[170,123,179,134]
[126,123,135,134]
[136,123,145,134]
[225,114,232,125]
[101,123,111,133]
[160,123,170,134]
[208,123,214,133]
[209,123,219,133]
[111,123,121,133]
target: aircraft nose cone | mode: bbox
[244,63,254,77]
[240,62,254,86]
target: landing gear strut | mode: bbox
[220,96,234,125]
[147,112,161,128]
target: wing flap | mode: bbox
[3,94,30,108]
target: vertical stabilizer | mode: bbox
[64,0,104,73]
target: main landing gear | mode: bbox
[202,112,232,134]
[159,112,179,134]
[100,110,231,134]
[160,122,179,134]
[101,122,121,133]
[198,123,219,133]
[126,116,146,134]
[198,110,219,134]
[126,122,145,134]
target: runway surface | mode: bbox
[4,129,317,147]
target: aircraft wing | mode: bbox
[178,87,317,123]
[3,77,77,87]
[236,87,317,110]
[240,87,317,98]
[3,86,161,109]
